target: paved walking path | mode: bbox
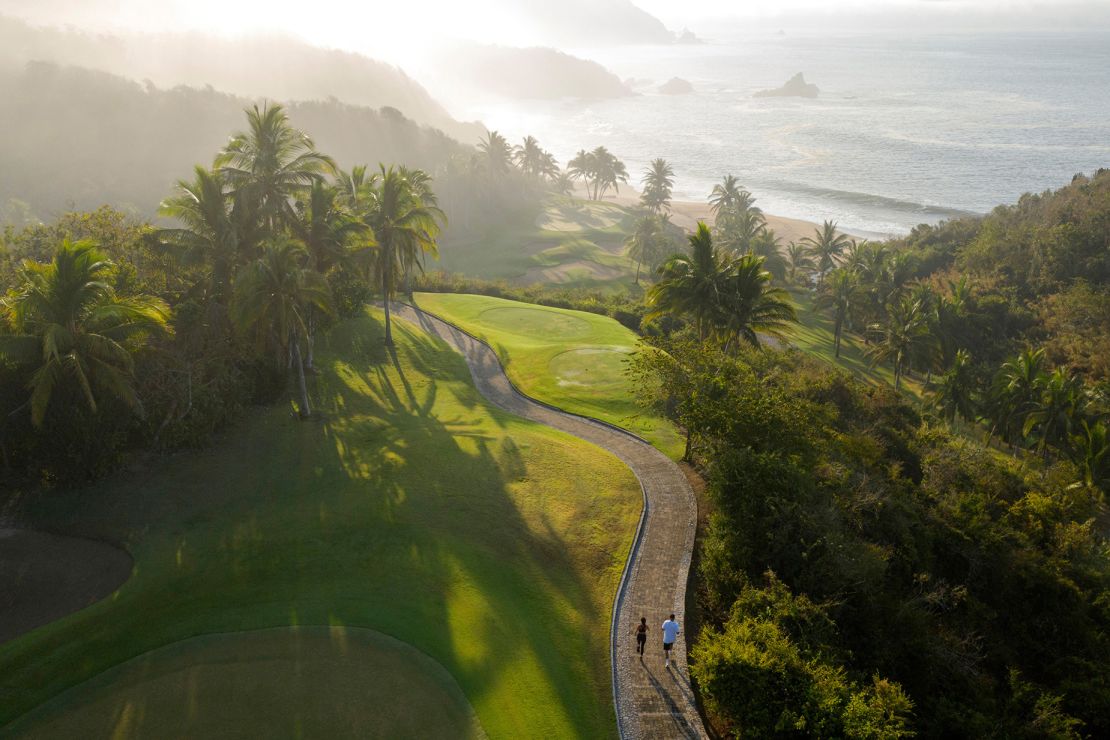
[394,304,708,740]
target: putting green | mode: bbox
[415,293,684,460]
[550,348,631,393]
[476,306,593,341]
[6,627,485,739]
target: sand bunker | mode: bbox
[0,528,132,645]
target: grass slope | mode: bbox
[787,288,924,402]
[437,198,641,293]
[414,292,685,460]
[0,309,639,739]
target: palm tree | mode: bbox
[647,222,730,341]
[566,149,594,197]
[785,241,814,284]
[1068,420,1109,492]
[715,253,797,351]
[716,208,767,254]
[231,240,333,417]
[157,165,240,304]
[987,348,1046,447]
[216,103,336,236]
[867,296,935,390]
[294,180,366,275]
[640,158,675,213]
[1024,367,1084,461]
[293,180,370,369]
[748,229,786,281]
[513,136,558,180]
[815,268,858,358]
[364,166,445,345]
[552,170,576,197]
[0,240,170,427]
[801,220,852,282]
[591,146,629,200]
[478,131,514,177]
[709,175,757,218]
[932,348,978,425]
[625,213,673,285]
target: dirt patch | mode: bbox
[519,260,627,285]
[0,529,132,644]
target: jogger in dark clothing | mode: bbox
[635,617,648,656]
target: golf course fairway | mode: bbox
[0,308,640,738]
[414,293,684,460]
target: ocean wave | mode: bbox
[755,179,981,221]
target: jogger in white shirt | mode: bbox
[661,614,680,668]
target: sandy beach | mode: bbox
[581,184,825,246]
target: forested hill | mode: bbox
[0,15,482,143]
[0,62,470,221]
[878,169,1110,380]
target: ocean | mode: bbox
[447,31,1110,236]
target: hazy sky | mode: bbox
[2,0,1108,54]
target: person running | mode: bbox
[662,613,680,668]
[634,617,648,657]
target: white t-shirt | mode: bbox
[662,619,680,644]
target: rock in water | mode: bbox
[659,77,695,95]
[754,72,819,98]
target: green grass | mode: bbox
[414,292,685,460]
[0,309,640,738]
[786,288,924,402]
[436,197,640,293]
[6,627,485,738]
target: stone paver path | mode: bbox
[395,304,707,740]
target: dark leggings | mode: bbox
[636,633,647,654]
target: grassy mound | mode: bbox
[414,293,684,460]
[436,197,639,292]
[0,309,639,738]
[6,627,485,739]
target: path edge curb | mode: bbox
[398,301,657,738]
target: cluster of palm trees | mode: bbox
[3,103,443,425]
[709,175,788,280]
[647,222,796,351]
[939,347,1108,489]
[798,229,1108,485]
[567,147,629,201]
[625,159,680,285]
[806,239,958,386]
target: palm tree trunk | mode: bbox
[305,310,316,372]
[634,256,642,285]
[292,335,311,418]
[382,247,394,346]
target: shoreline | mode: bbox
[584,185,881,245]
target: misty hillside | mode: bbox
[0,15,483,143]
[434,44,633,100]
[505,0,674,45]
[0,62,469,219]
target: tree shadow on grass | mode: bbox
[313,315,617,734]
[0,311,621,737]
